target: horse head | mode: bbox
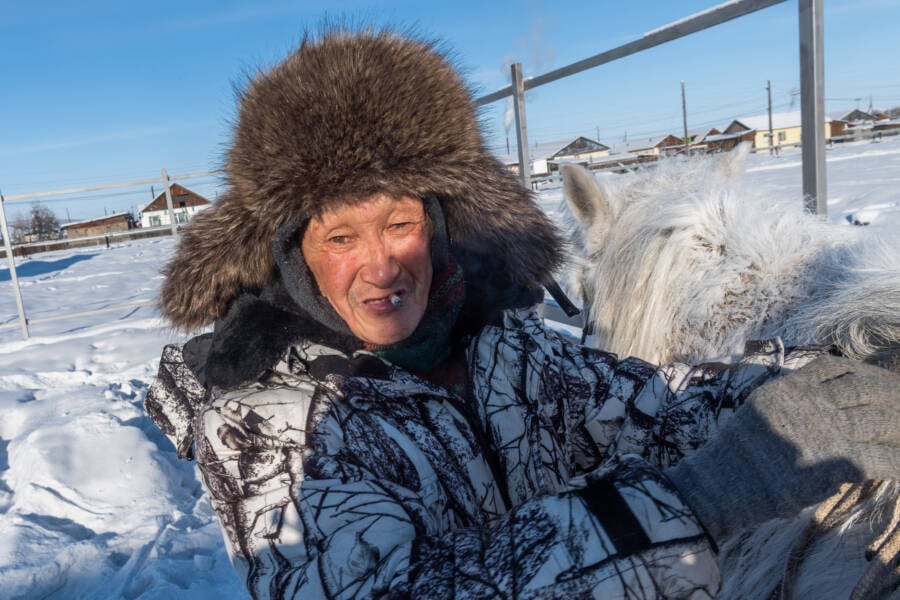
[558,144,900,365]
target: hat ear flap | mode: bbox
[423,195,450,272]
[272,217,354,336]
[159,192,275,331]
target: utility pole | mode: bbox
[681,80,690,152]
[767,80,776,155]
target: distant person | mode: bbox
[145,28,900,599]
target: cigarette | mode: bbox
[389,293,403,307]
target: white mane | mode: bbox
[561,145,900,366]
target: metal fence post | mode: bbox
[510,63,532,188]
[161,168,178,236]
[799,0,827,215]
[0,194,30,339]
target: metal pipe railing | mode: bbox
[0,169,221,339]
[2,0,830,340]
[476,0,826,215]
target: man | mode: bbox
[145,28,899,599]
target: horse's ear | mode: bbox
[716,142,751,180]
[561,164,611,227]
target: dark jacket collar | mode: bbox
[189,250,543,390]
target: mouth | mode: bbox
[363,291,404,308]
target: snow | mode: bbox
[1,137,898,599]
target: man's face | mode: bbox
[301,194,433,345]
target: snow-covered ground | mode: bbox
[1,138,898,599]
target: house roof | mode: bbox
[829,108,881,123]
[60,213,131,230]
[608,133,683,155]
[551,152,639,167]
[687,127,721,143]
[496,136,609,164]
[142,184,211,213]
[726,110,838,132]
[704,130,753,143]
[552,136,610,156]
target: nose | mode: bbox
[360,236,401,287]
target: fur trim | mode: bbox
[160,27,564,330]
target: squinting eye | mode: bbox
[390,222,415,231]
[328,235,350,245]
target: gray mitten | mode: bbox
[666,355,900,542]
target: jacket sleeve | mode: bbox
[193,381,721,600]
[502,309,825,471]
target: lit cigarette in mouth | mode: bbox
[389,293,403,307]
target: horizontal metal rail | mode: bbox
[2,227,167,254]
[0,168,222,339]
[475,0,787,106]
[2,169,223,203]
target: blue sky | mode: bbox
[2,0,899,221]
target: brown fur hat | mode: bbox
[159,27,564,331]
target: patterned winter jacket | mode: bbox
[145,308,820,600]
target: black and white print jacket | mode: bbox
[145,309,820,599]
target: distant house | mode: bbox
[140,184,212,229]
[722,111,843,150]
[61,213,135,239]
[608,134,684,157]
[838,108,878,124]
[500,136,610,177]
[723,112,801,149]
[704,129,756,154]
[873,116,900,135]
[548,136,611,167]
[829,108,900,140]
[681,127,721,153]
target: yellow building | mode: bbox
[722,111,842,151]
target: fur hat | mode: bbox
[159,27,564,331]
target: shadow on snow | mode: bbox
[0,253,100,282]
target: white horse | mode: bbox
[560,144,900,370]
[560,148,900,600]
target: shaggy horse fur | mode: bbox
[560,148,900,599]
[560,145,900,370]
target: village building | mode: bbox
[140,184,212,229]
[680,127,721,153]
[499,136,610,177]
[60,213,135,239]
[873,116,900,135]
[827,108,900,141]
[496,104,900,184]
[720,110,844,151]
[607,133,685,157]
[704,129,757,154]
[838,108,880,124]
